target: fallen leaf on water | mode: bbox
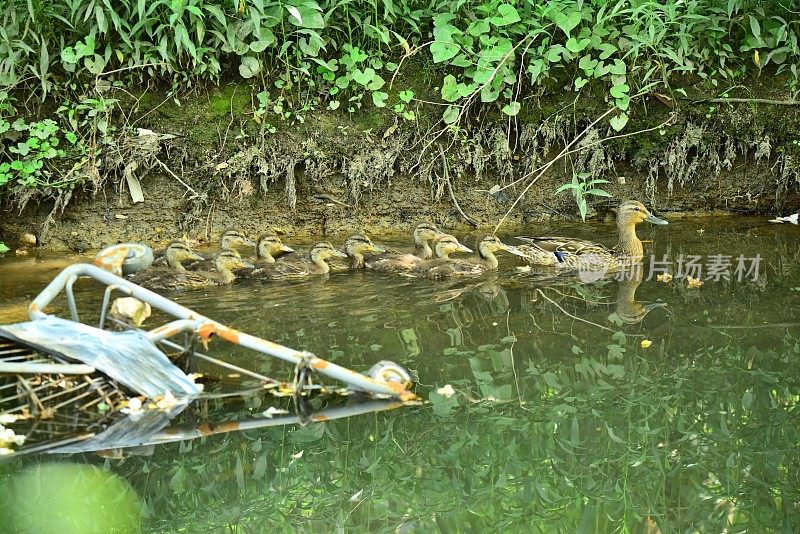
[641,339,653,349]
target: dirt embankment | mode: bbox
[2,80,799,252]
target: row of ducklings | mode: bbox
[131,200,667,291]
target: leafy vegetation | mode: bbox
[1,0,798,213]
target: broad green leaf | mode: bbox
[351,67,376,86]
[430,41,459,63]
[566,37,590,53]
[609,112,629,131]
[609,83,629,98]
[442,105,459,124]
[441,74,460,102]
[371,91,388,108]
[574,77,588,90]
[490,4,521,27]
[398,90,414,103]
[239,56,261,78]
[501,101,521,116]
[554,11,581,37]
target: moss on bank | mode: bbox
[2,73,800,251]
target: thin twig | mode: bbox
[439,144,478,227]
[689,97,799,106]
[155,158,200,198]
[492,107,616,233]
[535,289,617,333]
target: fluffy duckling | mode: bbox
[252,234,295,264]
[327,234,387,271]
[515,200,668,270]
[129,241,204,286]
[188,229,256,271]
[413,235,519,278]
[250,242,347,280]
[366,222,444,272]
[136,250,254,291]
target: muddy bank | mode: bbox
[2,82,799,252]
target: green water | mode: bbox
[1,217,799,532]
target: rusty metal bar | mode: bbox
[27,263,414,399]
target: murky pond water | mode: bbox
[1,216,799,532]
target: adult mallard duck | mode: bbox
[134,249,254,291]
[252,234,295,264]
[514,200,668,271]
[249,242,347,280]
[365,222,444,272]
[328,234,387,271]
[412,235,518,278]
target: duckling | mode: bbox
[328,234,387,271]
[187,229,257,271]
[412,235,520,278]
[129,241,204,285]
[515,200,668,271]
[404,234,474,277]
[136,250,254,291]
[249,242,347,280]
[366,222,444,272]
[252,234,295,264]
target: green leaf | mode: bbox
[566,37,590,54]
[742,389,753,409]
[351,67,376,86]
[442,105,459,124]
[609,112,629,131]
[431,41,460,63]
[609,83,629,98]
[574,77,588,90]
[441,74,460,102]
[371,91,388,108]
[501,101,521,116]
[554,11,582,37]
[239,56,261,78]
[398,90,414,103]
[490,4,521,26]
[0,242,9,253]
[328,100,340,110]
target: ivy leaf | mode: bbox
[431,41,460,63]
[554,11,582,37]
[609,83,630,98]
[351,67,376,86]
[501,101,521,116]
[490,4,521,27]
[371,91,388,108]
[239,56,261,78]
[398,90,414,103]
[609,112,629,131]
[441,75,460,102]
[442,105,459,124]
[566,37,590,54]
